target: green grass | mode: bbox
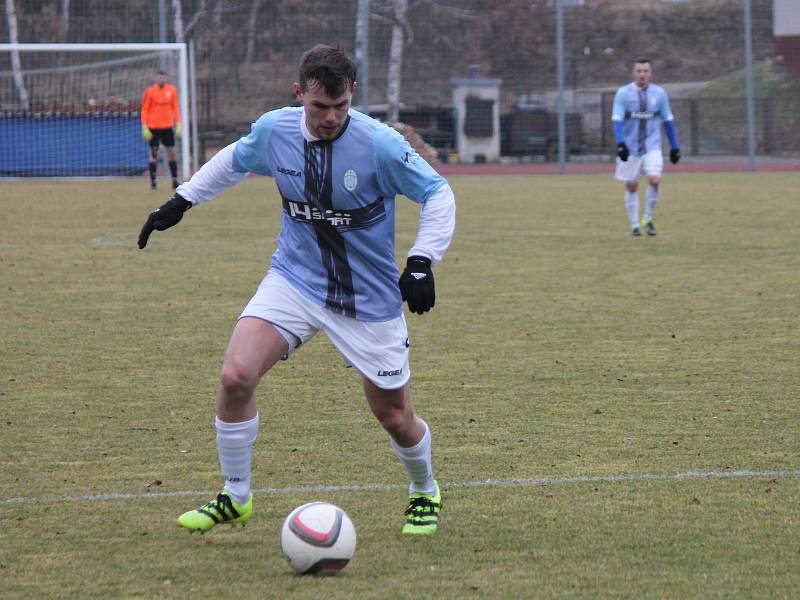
[691,60,800,153]
[693,60,800,100]
[1,173,799,598]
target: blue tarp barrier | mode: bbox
[0,112,149,177]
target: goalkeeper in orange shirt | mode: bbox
[141,70,182,190]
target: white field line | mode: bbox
[2,469,799,507]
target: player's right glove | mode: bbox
[141,125,153,142]
[617,142,630,162]
[138,193,192,249]
[670,147,681,164]
[399,256,435,315]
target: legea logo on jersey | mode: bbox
[343,169,358,191]
[377,368,403,377]
[278,166,302,177]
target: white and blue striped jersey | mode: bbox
[230,108,447,322]
[611,83,674,155]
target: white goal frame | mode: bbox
[0,42,193,178]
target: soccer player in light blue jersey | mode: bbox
[612,59,680,236]
[138,45,454,535]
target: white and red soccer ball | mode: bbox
[280,502,356,575]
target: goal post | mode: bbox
[0,43,192,179]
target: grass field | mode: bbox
[1,172,799,599]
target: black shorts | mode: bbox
[148,128,175,148]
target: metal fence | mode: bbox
[1,0,795,164]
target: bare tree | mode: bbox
[244,0,262,63]
[386,0,410,122]
[213,0,223,26]
[59,0,70,41]
[4,0,29,111]
[183,0,207,39]
[172,0,184,42]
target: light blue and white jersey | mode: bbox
[232,107,446,322]
[611,82,674,155]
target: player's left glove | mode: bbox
[138,193,192,249]
[399,256,435,315]
[175,123,183,139]
[617,142,630,162]
[141,125,153,142]
[670,147,681,165]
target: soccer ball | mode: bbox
[280,502,356,575]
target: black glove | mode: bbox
[670,147,681,165]
[617,142,630,162]
[399,256,435,315]
[138,193,192,249]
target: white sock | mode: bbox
[644,185,660,222]
[390,421,436,495]
[216,413,259,504]
[625,190,640,228]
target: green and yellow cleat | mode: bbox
[401,481,441,535]
[177,491,252,533]
[642,219,657,236]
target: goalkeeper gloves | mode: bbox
[175,123,183,139]
[670,147,681,165]
[141,125,153,142]
[617,142,629,162]
[138,193,192,249]
[399,256,435,315]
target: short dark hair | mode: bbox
[633,58,651,66]
[299,45,357,97]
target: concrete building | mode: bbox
[774,0,800,74]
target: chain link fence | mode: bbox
[2,0,796,164]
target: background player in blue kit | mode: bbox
[612,59,680,237]
[138,45,455,535]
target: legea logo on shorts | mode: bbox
[344,169,358,191]
[377,368,403,377]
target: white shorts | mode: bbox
[615,149,663,182]
[239,270,411,389]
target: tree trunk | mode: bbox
[172,0,184,42]
[244,0,262,63]
[59,0,70,41]
[386,0,408,122]
[4,0,29,111]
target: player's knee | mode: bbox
[626,182,638,193]
[649,176,661,187]
[219,361,259,397]
[376,407,413,438]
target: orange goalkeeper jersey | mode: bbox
[141,83,181,129]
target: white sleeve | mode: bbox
[174,143,247,206]
[407,183,456,266]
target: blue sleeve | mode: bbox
[373,126,445,204]
[659,89,675,123]
[611,88,626,122]
[663,120,679,149]
[232,112,276,176]
[611,88,626,143]
[614,121,625,144]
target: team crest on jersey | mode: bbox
[343,169,358,191]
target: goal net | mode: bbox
[0,43,190,178]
